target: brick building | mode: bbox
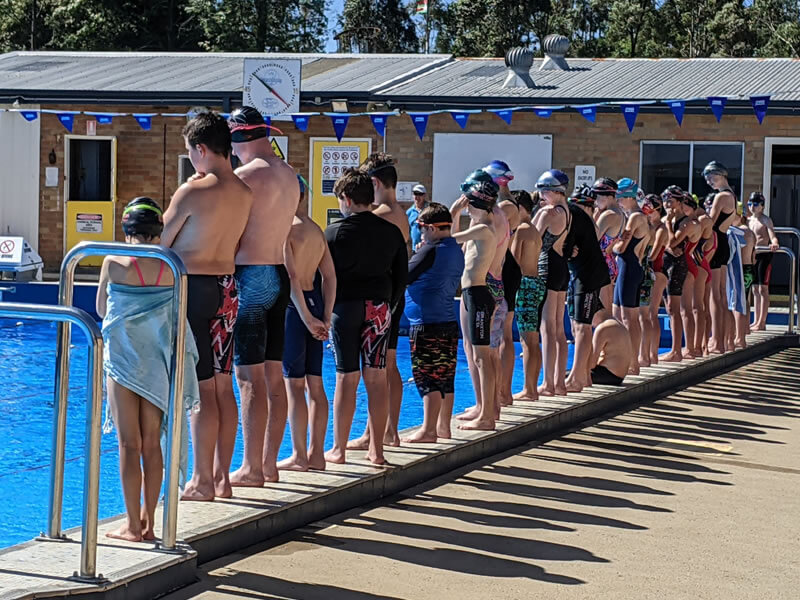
[1,50,800,281]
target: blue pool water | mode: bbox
[0,318,565,549]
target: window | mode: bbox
[640,142,744,199]
[178,155,195,184]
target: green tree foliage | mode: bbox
[338,0,418,52]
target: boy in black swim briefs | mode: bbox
[324,169,408,466]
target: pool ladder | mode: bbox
[1,241,189,583]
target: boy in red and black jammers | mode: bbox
[324,168,408,466]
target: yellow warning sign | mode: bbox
[269,136,288,162]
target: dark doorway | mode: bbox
[68,139,112,201]
[769,144,800,291]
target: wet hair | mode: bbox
[418,202,452,229]
[183,111,231,158]
[121,197,163,240]
[333,168,374,206]
[512,190,534,214]
[362,152,397,189]
[531,190,542,213]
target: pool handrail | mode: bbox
[755,245,796,334]
[0,302,104,581]
[773,227,800,329]
[52,242,189,556]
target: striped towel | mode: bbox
[726,227,747,315]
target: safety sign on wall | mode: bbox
[76,213,103,233]
[309,138,372,228]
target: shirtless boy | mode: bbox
[748,192,780,330]
[451,177,500,430]
[162,112,252,501]
[510,190,544,400]
[279,176,336,472]
[349,153,409,450]
[226,107,299,487]
[591,309,634,387]
[324,168,407,465]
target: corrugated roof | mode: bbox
[377,57,800,104]
[0,51,451,99]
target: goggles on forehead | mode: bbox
[417,220,451,228]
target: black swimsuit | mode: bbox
[710,188,735,269]
[538,205,571,292]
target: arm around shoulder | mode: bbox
[161,185,191,248]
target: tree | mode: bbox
[751,0,800,57]
[0,0,55,52]
[338,0,418,53]
[605,0,657,57]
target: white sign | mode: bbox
[86,120,96,136]
[321,146,361,195]
[45,167,59,187]
[397,181,418,203]
[575,165,596,189]
[270,136,289,162]
[0,236,24,265]
[242,59,301,117]
[76,213,103,234]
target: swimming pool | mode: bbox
[0,318,556,548]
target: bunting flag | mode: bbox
[576,105,597,123]
[708,96,727,123]
[20,111,38,122]
[57,113,75,132]
[489,108,515,125]
[450,111,471,129]
[133,114,154,131]
[409,113,430,140]
[291,114,310,132]
[750,95,770,124]
[370,113,389,137]
[667,100,686,126]
[621,104,640,133]
[331,114,350,142]
[95,114,114,124]
[535,108,553,119]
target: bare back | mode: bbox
[511,222,542,277]
[711,190,737,233]
[374,201,410,242]
[594,318,633,377]
[286,215,326,290]
[235,156,299,265]
[162,172,252,275]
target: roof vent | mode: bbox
[502,47,534,89]
[540,34,570,71]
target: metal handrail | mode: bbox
[774,227,800,328]
[0,302,103,581]
[755,245,796,334]
[50,241,189,556]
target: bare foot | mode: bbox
[277,455,309,472]
[554,385,568,396]
[401,429,438,444]
[106,523,143,542]
[307,456,327,471]
[456,406,480,421]
[346,436,370,450]
[367,452,388,466]
[140,519,156,542]
[752,325,766,331]
[383,432,401,447]
[565,380,584,393]
[660,351,683,363]
[537,384,555,397]
[214,478,232,499]
[650,354,659,365]
[514,389,541,400]
[628,366,640,375]
[499,395,513,407]
[638,356,651,368]
[262,464,279,483]
[734,340,746,350]
[229,467,264,488]
[180,480,214,502]
[436,425,452,439]
[458,418,496,431]
[324,447,346,464]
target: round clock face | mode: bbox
[242,60,300,117]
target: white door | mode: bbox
[432,133,553,207]
[0,106,41,251]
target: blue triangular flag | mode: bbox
[370,114,388,137]
[751,95,770,125]
[96,114,113,125]
[20,111,38,122]
[450,111,470,129]
[331,115,349,142]
[57,113,74,132]
[134,114,152,130]
[410,113,430,140]
[535,108,552,119]
[708,96,727,123]
[668,100,685,126]
[577,105,596,123]
[622,104,640,133]
[492,109,514,125]
[292,114,310,132]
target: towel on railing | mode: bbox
[726,228,747,316]
[101,283,200,486]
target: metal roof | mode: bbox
[377,57,800,106]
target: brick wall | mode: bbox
[36,102,800,269]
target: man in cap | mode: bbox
[407,184,428,253]
[226,106,300,487]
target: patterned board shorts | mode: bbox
[409,322,459,398]
[515,275,547,333]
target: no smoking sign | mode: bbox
[0,240,14,254]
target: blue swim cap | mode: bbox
[536,169,569,193]
[617,178,638,199]
[483,160,514,186]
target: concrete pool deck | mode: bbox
[0,326,796,599]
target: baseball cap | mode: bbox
[412,184,427,195]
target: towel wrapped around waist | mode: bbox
[101,283,200,486]
[726,228,746,316]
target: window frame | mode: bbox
[638,140,745,196]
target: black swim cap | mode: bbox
[749,191,765,204]
[122,197,163,237]
[228,106,268,143]
[464,180,499,212]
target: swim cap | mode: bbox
[702,161,728,178]
[464,180,499,212]
[483,160,514,187]
[661,185,684,202]
[460,169,495,193]
[122,197,163,237]
[228,106,268,143]
[535,169,569,193]
[571,185,596,205]
[749,191,765,204]
[591,177,618,196]
[685,194,698,210]
[616,178,638,199]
